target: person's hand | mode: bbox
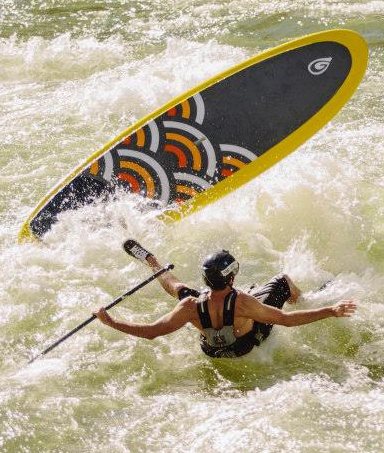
[332,300,357,317]
[94,307,114,326]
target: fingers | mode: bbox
[93,307,112,325]
[93,307,107,318]
[340,300,357,310]
[335,300,357,317]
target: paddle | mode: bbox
[28,263,174,364]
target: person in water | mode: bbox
[94,240,356,358]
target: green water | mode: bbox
[1,1,384,452]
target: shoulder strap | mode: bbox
[223,289,237,326]
[197,294,212,329]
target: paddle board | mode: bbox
[19,29,368,241]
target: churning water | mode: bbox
[1,1,384,452]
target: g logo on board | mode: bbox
[308,57,333,75]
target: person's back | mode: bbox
[194,288,254,336]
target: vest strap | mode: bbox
[223,289,237,326]
[197,295,212,329]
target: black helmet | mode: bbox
[202,250,239,290]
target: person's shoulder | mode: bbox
[235,288,262,305]
[178,295,199,311]
[235,288,254,299]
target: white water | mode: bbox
[1,1,384,452]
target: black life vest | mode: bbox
[197,289,257,358]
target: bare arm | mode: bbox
[281,301,356,326]
[94,298,195,339]
[146,255,186,299]
[123,239,187,299]
[240,293,356,327]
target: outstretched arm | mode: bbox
[145,254,186,299]
[240,293,356,327]
[123,239,187,299]
[94,298,194,339]
[281,300,356,326]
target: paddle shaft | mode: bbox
[28,264,174,364]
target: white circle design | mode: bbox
[173,172,212,190]
[163,120,217,177]
[117,149,171,203]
